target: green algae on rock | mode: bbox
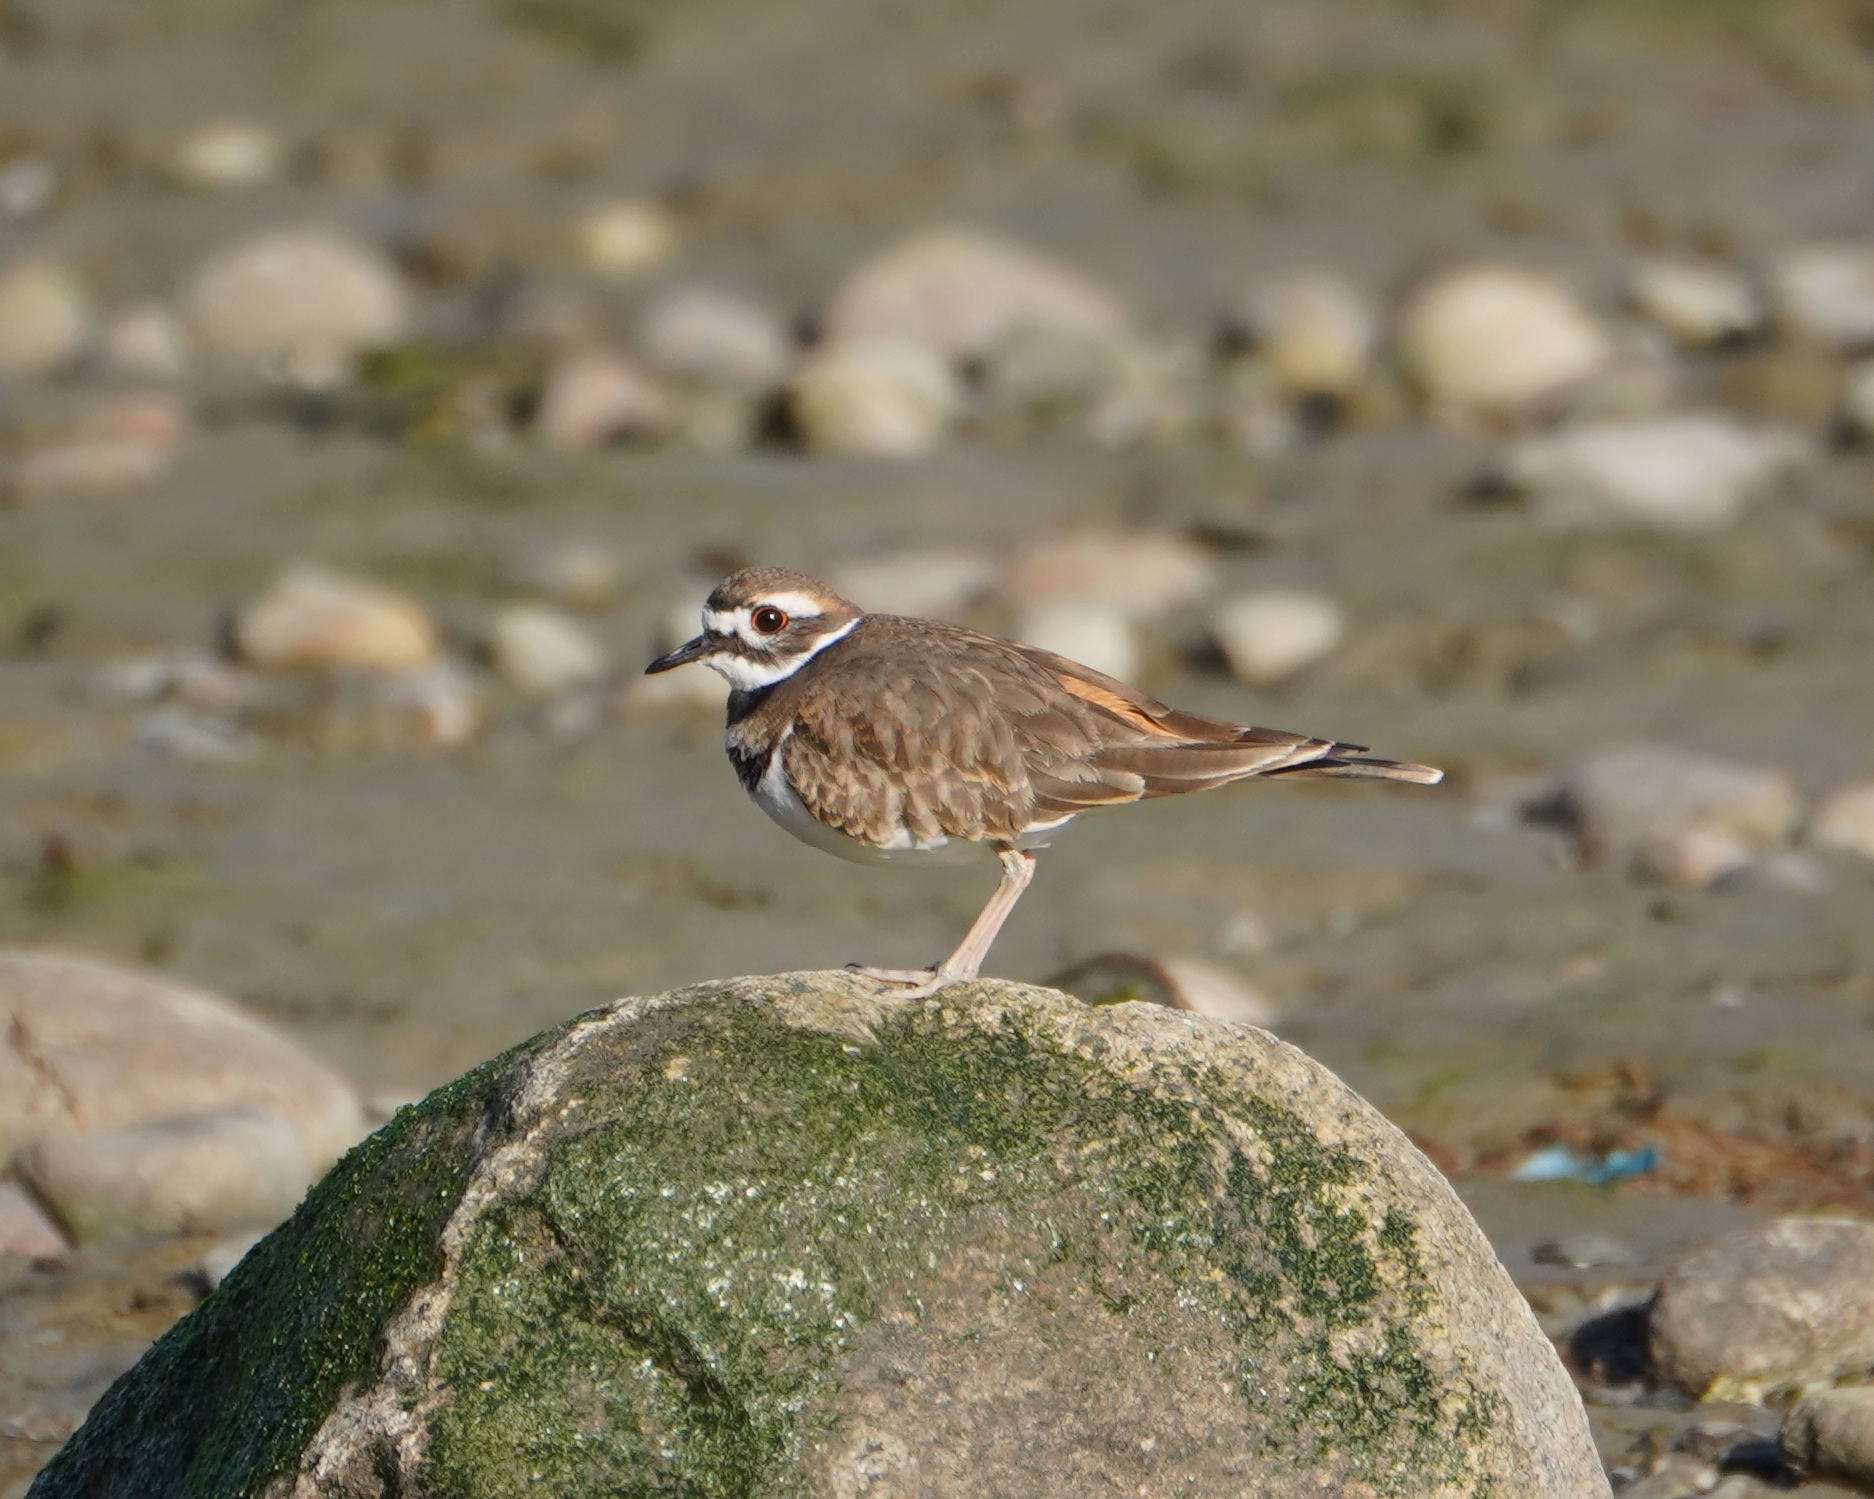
[27,973,1608,1499]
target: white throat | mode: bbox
[706,617,859,692]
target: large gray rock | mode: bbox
[0,949,364,1170]
[1782,1386,1874,1488]
[14,1105,311,1245]
[1651,1218,1874,1400]
[27,973,1607,1499]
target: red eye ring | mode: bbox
[751,606,788,635]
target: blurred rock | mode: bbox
[577,200,676,279]
[982,319,1130,424]
[185,227,410,371]
[1617,1454,1721,1499]
[1003,532,1212,618]
[1210,589,1344,684]
[1651,1218,1874,1400]
[199,1228,265,1290]
[1051,952,1278,1028]
[489,603,607,696]
[827,550,995,618]
[1810,780,1874,858]
[103,650,252,710]
[1630,259,1763,347]
[1530,1233,1636,1270]
[1782,1387,1874,1489]
[533,347,669,448]
[234,566,439,674]
[638,285,790,387]
[135,706,259,765]
[0,1180,66,1257]
[1549,744,1799,885]
[789,338,959,456]
[516,538,619,607]
[14,1105,311,1245]
[168,121,287,191]
[0,155,55,219]
[1400,265,1611,429]
[1012,600,1138,682]
[1567,324,1683,420]
[100,300,191,380]
[6,437,169,503]
[1214,357,1304,457]
[1235,269,1379,398]
[0,258,93,377]
[0,948,364,1167]
[1086,337,1201,447]
[821,226,1128,363]
[1769,243,1874,348]
[1502,416,1805,531]
[367,661,479,747]
[1840,358,1874,440]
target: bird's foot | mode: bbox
[845,962,958,1000]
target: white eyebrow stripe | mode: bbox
[753,592,826,619]
[702,609,738,634]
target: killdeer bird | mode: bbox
[648,566,1442,999]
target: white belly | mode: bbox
[750,737,1071,866]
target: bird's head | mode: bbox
[646,567,864,691]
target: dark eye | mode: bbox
[751,606,788,635]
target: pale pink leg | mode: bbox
[850,848,1037,999]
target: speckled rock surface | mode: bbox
[26,973,1606,1499]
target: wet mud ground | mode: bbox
[6,0,1874,1489]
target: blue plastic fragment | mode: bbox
[1508,1143,1661,1185]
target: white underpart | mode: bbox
[704,616,857,692]
[749,728,1075,865]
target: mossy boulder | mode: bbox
[29,973,1608,1499]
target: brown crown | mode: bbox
[706,567,861,616]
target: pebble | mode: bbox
[0,258,94,377]
[1781,1386,1874,1490]
[366,661,480,747]
[135,706,259,764]
[638,286,791,388]
[1616,1453,1722,1499]
[168,120,287,191]
[1399,265,1611,428]
[1012,599,1139,682]
[0,155,55,219]
[980,320,1131,416]
[1530,1233,1638,1270]
[1002,532,1213,619]
[577,200,676,279]
[13,1105,312,1245]
[516,538,620,608]
[234,567,439,674]
[0,948,365,1169]
[1552,744,1800,885]
[1235,269,1379,398]
[5,437,170,504]
[1650,1217,1874,1400]
[820,226,1128,363]
[788,338,960,456]
[533,347,669,448]
[0,1181,66,1257]
[1768,243,1874,348]
[1810,780,1874,858]
[827,551,996,619]
[1630,259,1763,347]
[1501,415,1805,531]
[489,603,608,695]
[1209,589,1344,684]
[1047,952,1278,1027]
[100,301,191,380]
[185,227,410,368]
[199,1229,266,1290]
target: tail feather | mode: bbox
[1267,754,1444,785]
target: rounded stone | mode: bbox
[234,567,439,675]
[488,603,607,696]
[1236,269,1379,398]
[184,227,409,362]
[789,338,959,456]
[28,973,1607,1499]
[1651,1218,1874,1401]
[1400,265,1611,428]
[0,259,94,377]
[1210,588,1345,684]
